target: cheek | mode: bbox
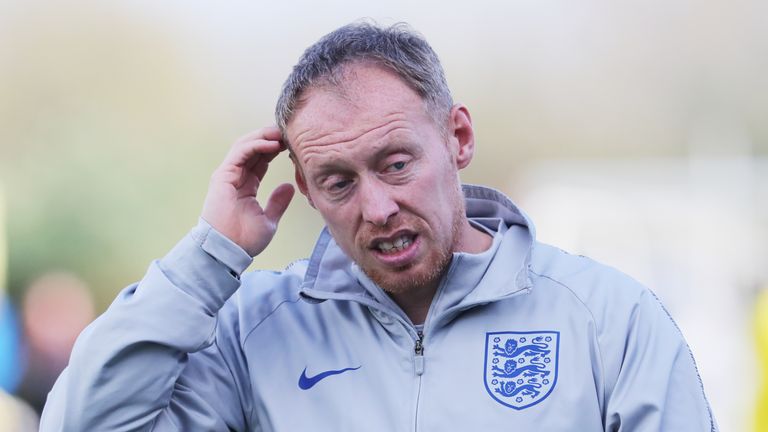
[421,169,460,209]
[316,204,340,230]
[318,203,358,243]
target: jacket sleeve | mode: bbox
[39,219,254,431]
[603,288,718,432]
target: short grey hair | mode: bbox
[275,21,454,144]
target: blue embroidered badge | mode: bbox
[484,331,560,409]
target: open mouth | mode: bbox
[371,232,418,255]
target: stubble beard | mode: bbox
[361,188,466,295]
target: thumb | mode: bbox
[263,183,295,225]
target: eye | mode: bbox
[385,160,408,173]
[330,179,352,190]
[320,175,353,195]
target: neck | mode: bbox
[389,280,439,325]
[456,218,493,254]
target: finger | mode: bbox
[246,148,287,183]
[263,183,295,225]
[244,141,285,172]
[260,125,282,142]
[224,126,284,168]
[257,125,287,154]
[236,142,292,191]
[235,125,281,144]
[222,139,282,172]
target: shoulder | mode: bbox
[528,242,653,321]
[528,242,697,394]
[527,242,679,359]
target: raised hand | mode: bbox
[201,126,295,257]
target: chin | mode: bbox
[363,255,451,295]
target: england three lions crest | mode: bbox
[484,331,560,410]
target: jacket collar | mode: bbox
[299,184,535,313]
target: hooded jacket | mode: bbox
[40,185,716,431]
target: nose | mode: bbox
[359,178,399,227]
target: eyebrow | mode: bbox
[372,140,418,161]
[308,139,419,184]
[310,161,353,184]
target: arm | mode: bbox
[40,127,295,431]
[603,289,718,432]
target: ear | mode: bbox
[448,104,475,170]
[291,154,315,208]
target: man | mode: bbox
[41,22,716,431]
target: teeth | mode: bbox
[377,236,413,254]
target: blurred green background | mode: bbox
[1,0,767,430]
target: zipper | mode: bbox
[413,329,425,432]
[411,261,455,432]
[413,330,425,375]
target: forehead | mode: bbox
[286,64,433,159]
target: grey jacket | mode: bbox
[41,185,717,431]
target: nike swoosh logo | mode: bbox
[298,366,361,390]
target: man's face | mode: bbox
[287,64,472,294]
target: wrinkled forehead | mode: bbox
[284,63,431,147]
[285,65,432,157]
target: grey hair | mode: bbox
[275,21,454,144]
